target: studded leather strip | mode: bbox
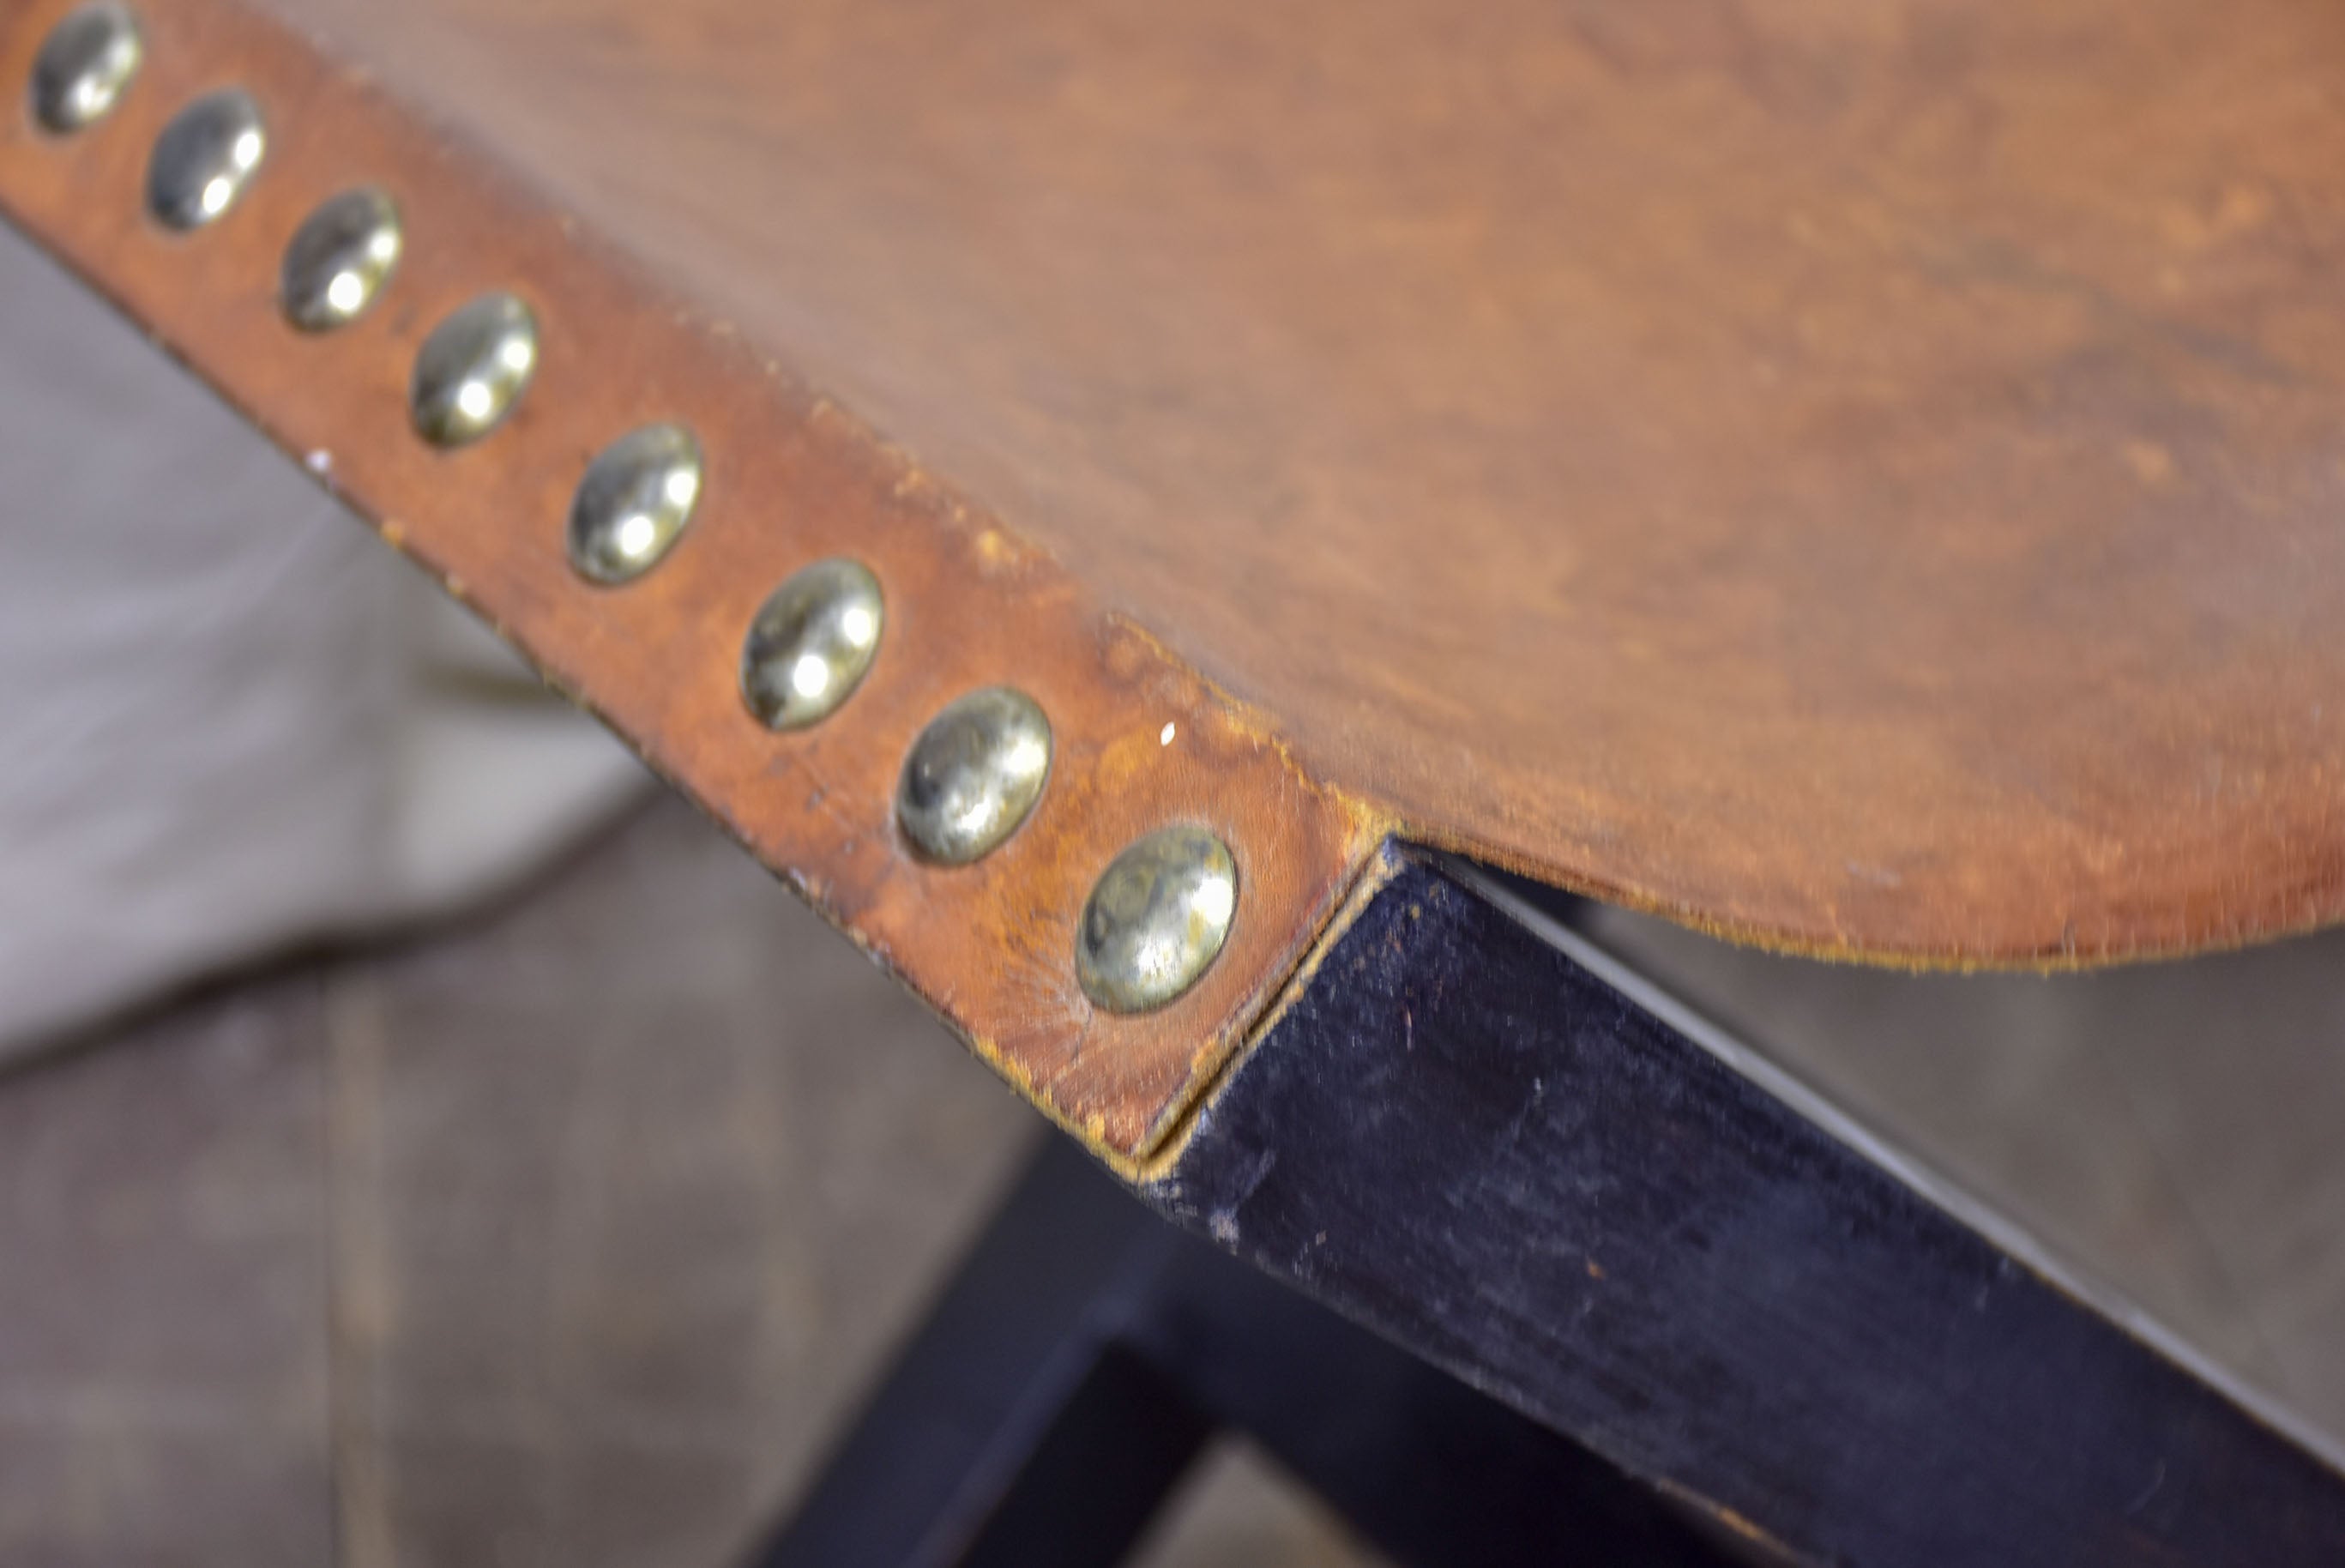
[0,0,1377,1161]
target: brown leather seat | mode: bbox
[9,0,2339,1154]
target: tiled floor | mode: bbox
[0,795,1385,1566]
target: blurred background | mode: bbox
[4,206,2345,1565]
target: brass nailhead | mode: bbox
[410,292,537,447]
[1076,826,1239,1012]
[739,558,885,727]
[146,87,265,229]
[569,423,705,585]
[280,186,402,331]
[30,2,142,133]
[896,687,1052,865]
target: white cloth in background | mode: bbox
[0,224,649,1054]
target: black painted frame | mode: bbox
[754,1133,1745,1567]
[1145,843,2345,1565]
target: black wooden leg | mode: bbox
[749,1134,1745,1568]
[952,1347,1213,1568]
[1123,1232,1755,1566]
[749,1132,1207,1568]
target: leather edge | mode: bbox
[0,0,1381,1160]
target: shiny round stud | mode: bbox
[568,424,704,584]
[30,2,142,133]
[896,687,1052,865]
[146,87,265,229]
[739,558,884,727]
[280,187,402,331]
[410,292,537,447]
[1075,826,1239,1013]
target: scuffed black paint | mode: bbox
[1148,847,2345,1566]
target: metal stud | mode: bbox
[1076,826,1239,1013]
[146,87,265,229]
[410,292,537,447]
[280,187,402,331]
[896,687,1052,865]
[739,558,884,727]
[31,2,142,133]
[568,424,704,584]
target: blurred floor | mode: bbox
[0,793,1387,1567]
[9,775,2345,1566]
